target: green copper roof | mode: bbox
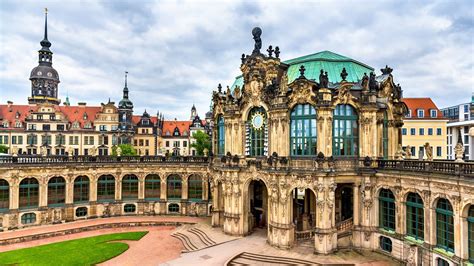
[231,50,374,89]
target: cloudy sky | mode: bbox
[0,0,472,120]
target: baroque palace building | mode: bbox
[0,20,473,266]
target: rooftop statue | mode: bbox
[252,27,262,54]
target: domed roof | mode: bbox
[119,98,133,109]
[29,65,59,81]
[231,50,374,89]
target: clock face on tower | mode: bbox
[251,112,265,130]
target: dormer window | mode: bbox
[15,121,22,128]
[430,109,437,118]
[183,130,188,136]
[72,122,80,129]
[417,109,424,118]
[84,122,92,129]
[406,110,412,118]
[143,119,149,125]
[15,112,20,119]
[166,131,171,136]
[173,127,180,136]
[83,113,88,120]
[2,121,8,128]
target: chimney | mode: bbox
[78,102,87,107]
[7,101,13,108]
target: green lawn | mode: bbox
[0,231,148,265]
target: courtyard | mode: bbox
[0,216,400,265]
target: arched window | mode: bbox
[379,189,395,231]
[19,178,39,209]
[74,176,89,203]
[75,207,88,217]
[188,175,202,201]
[48,177,66,206]
[122,174,138,199]
[97,175,115,202]
[436,198,454,252]
[246,107,267,156]
[436,258,450,266]
[379,236,392,252]
[290,104,317,156]
[167,175,182,200]
[145,174,161,200]
[0,179,9,211]
[406,193,424,240]
[217,116,225,155]
[168,203,180,213]
[333,104,359,156]
[382,112,389,159]
[468,205,474,263]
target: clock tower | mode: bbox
[118,72,134,144]
[28,9,60,105]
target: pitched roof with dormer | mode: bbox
[402,98,446,120]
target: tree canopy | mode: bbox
[190,131,211,156]
[112,144,137,156]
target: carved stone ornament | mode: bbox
[336,86,354,104]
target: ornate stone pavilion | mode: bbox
[0,28,473,266]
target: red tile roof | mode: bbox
[0,104,37,129]
[58,106,102,128]
[162,120,191,137]
[402,98,445,120]
[132,115,158,126]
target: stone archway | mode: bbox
[244,179,268,235]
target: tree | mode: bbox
[111,144,137,156]
[190,131,211,156]
[0,145,8,154]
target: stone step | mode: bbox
[227,252,321,265]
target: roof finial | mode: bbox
[124,71,128,88]
[40,8,51,49]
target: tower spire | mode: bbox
[40,8,51,50]
[123,71,129,99]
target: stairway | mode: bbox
[226,252,320,265]
[171,224,236,253]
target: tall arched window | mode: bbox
[122,174,138,199]
[333,104,359,156]
[188,175,202,201]
[246,107,267,156]
[406,193,424,240]
[48,176,66,206]
[379,188,395,231]
[167,175,182,200]
[217,116,225,155]
[382,112,389,159]
[0,179,9,211]
[145,174,161,200]
[467,205,474,263]
[74,176,89,203]
[19,178,39,209]
[436,198,454,252]
[290,104,317,156]
[468,205,474,263]
[97,175,115,202]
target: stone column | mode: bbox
[39,178,48,207]
[314,178,337,254]
[138,177,145,200]
[353,175,376,250]
[10,183,19,210]
[89,177,97,202]
[317,107,333,156]
[115,176,121,201]
[65,179,74,204]
[181,177,188,200]
[353,183,360,226]
[202,180,208,201]
[359,108,377,157]
[453,196,462,259]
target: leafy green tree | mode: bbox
[0,145,8,154]
[112,144,137,156]
[190,131,211,156]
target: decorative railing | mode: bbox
[336,218,353,234]
[0,155,210,165]
[0,154,473,178]
[295,229,315,241]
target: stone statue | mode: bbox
[233,86,241,99]
[406,145,412,159]
[319,70,329,88]
[203,148,209,157]
[89,146,97,156]
[116,146,122,157]
[252,27,262,54]
[424,142,433,161]
[11,146,18,157]
[40,146,47,157]
[395,144,405,160]
[454,143,464,162]
[67,147,73,157]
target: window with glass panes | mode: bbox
[168,203,180,213]
[97,175,115,202]
[124,204,136,213]
[0,179,9,211]
[468,205,474,263]
[76,207,88,217]
[379,236,392,252]
[290,104,317,156]
[122,175,138,199]
[188,175,202,201]
[21,213,36,224]
[74,176,89,203]
[406,193,424,240]
[436,258,449,266]
[379,189,395,231]
[145,174,161,200]
[382,112,389,159]
[247,107,267,156]
[333,104,359,156]
[217,116,225,155]
[167,175,182,200]
[48,177,66,206]
[19,178,39,209]
[436,198,454,252]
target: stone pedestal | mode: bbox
[314,228,337,254]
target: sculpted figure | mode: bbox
[116,146,122,157]
[406,145,412,159]
[395,144,405,160]
[424,142,433,161]
[454,143,464,162]
[40,146,48,157]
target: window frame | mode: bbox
[332,104,359,157]
[436,198,455,253]
[290,104,317,156]
[379,189,396,231]
[406,193,424,240]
